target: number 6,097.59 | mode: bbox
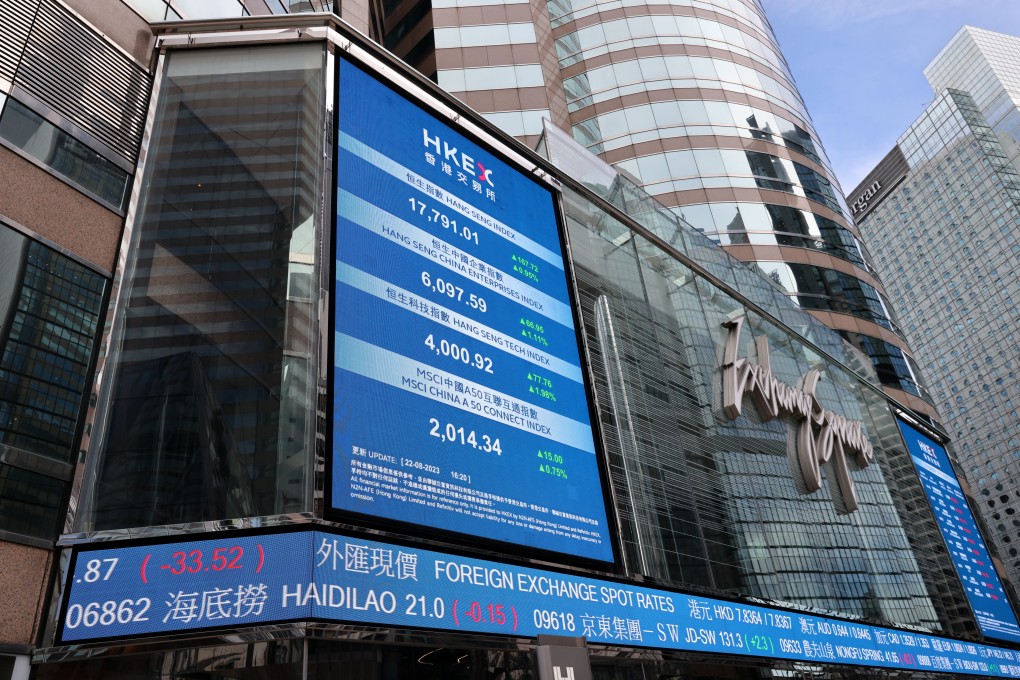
[421,271,487,312]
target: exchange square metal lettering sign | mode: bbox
[721,316,874,514]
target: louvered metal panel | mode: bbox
[0,0,38,83]
[15,0,151,163]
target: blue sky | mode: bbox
[761,0,1020,193]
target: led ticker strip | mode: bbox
[58,528,1020,676]
[331,57,613,562]
[899,419,1020,644]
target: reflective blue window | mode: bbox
[0,98,130,210]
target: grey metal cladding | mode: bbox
[16,0,151,163]
[0,0,37,83]
[847,146,908,220]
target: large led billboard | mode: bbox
[55,528,1020,677]
[330,58,613,562]
[899,419,1020,644]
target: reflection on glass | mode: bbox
[0,222,106,540]
[0,463,65,539]
[0,98,130,210]
[840,332,932,402]
[79,44,324,531]
[35,639,306,680]
[0,225,106,461]
[563,54,808,121]
[121,0,170,21]
[542,127,939,623]
[289,0,329,11]
[759,261,898,331]
[173,0,245,19]
[574,99,828,168]
[561,186,942,627]
[542,108,969,636]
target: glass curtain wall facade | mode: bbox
[547,128,958,631]
[75,43,325,531]
[925,27,1020,175]
[0,224,107,542]
[118,0,331,21]
[854,46,1020,600]
[388,0,936,421]
[543,125,977,634]
[33,24,1020,678]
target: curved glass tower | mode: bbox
[397,0,936,419]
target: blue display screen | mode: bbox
[331,57,613,562]
[57,528,1020,676]
[899,419,1020,644]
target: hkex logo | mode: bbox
[423,129,495,188]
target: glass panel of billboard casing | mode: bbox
[559,181,953,631]
[79,44,324,531]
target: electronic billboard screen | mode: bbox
[330,57,614,562]
[55,528,1020,677]
[899,419,1020,644]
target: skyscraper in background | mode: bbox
[851,25,1020,596]
[925,27,1020,174]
